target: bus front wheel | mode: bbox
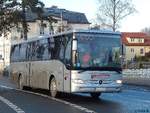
[50,77,58,97]
[90,92,101,99]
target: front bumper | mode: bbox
[71,82,122,93]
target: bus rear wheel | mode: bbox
[50,77,58,97]
[90,92,101,99]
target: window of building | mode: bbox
[131,38,134,42]
[40,26,44,35]
[140,48,144,54]
[131,48,134,53]
[138,39,143,43]
[40,23,47,35]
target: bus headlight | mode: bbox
[116,80,122,84]
[73,79,84,84]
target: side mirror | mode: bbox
[72,40,77,51]
[66,63,71,69]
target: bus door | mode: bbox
[63,39,72,92]
[26,62,31,86]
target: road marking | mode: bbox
[0,95,25,113]
[0,85,97,113]
[18,89,97,113]
[0,85,13,89]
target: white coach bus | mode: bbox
[10,30,123,98]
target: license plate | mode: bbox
[91,74,110,79]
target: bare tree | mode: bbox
[141,27,150,36]
[97,0,136,31]
[0,0,44,40]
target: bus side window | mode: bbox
[48,37,54,60]
[20,43,27,61]
[31,41,38,61]
[59,40,65,61]
[12,45,20,62]
[53,37,61,59]
[35,40,43,60]
[26,43,32,61]
[10,45,16,62]
[42,39,50,60]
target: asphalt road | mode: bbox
[0,78,150,113]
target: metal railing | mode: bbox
[123,69,150,78]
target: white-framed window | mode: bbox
[138,39,143,43]
[140,48,144,54]
[40,26,44,35]
[131,38,134,42]
[40,23,47,35]
[131,48,134,53]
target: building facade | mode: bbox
[0,34,11,72]
[122,32,150,62]
[11,6,90,42]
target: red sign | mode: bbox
[91,74,110,79]
[83,53,91,63]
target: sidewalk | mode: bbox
[0,75,16,88]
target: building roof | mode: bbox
[25,6,90,24]
[122,32,150,46]
[122,32,147,38]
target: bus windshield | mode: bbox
[73,33,122,70]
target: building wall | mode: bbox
[123,36,150,62]
[11,21,41,42]
[68,23,90,30]
[28,22,40,38]
[145,46,150,54]
[125,46,145,61]
[0,33,11,72]
[11,20,90,42]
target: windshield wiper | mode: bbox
[114,69,122,74]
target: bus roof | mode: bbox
[11,29,121,45]
[74,29,121,35]
[52,29,121,36]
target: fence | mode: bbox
[123,69,150,78]
[123,69,150,86]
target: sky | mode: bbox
[42,0,150,32]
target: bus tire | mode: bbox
[90,92,101,99]
[18,75,23,90]
[50,77,58,97]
